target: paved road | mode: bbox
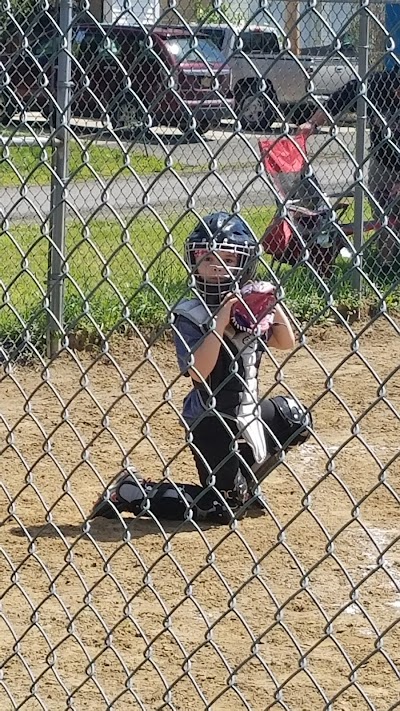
[1,124,360,222]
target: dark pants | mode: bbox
[369,158,400,263]
[190,399,285,494]
[107,398,309,523]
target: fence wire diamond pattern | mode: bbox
[0,0,399,708]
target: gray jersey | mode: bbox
[173,298,268,463]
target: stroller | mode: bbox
[259,134,353,278]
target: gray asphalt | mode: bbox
[1,126,360,222]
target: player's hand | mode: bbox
[296,122,315,138]
[215,292,240,331]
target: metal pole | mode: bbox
[352,0,369,295]
[47,0,73,358]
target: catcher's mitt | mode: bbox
[231,281,276,335]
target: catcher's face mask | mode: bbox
[184,212,260,305]
[195,248,238,279]
[188,243,256,305]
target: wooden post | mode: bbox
[89,0,104,20]
[285,0,300,55]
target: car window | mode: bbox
[29,35,56,57]
[200,28,225,51]
[164,36,226,63]
[72,29,151,63]
[72,29,124,62]
[240,31,279,54]
[110,30,148,57]
[72,29,89,58]
[3,30,56,58]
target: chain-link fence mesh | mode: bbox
[0,0,399,708]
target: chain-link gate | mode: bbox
[0,0,399,708]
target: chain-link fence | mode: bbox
[0,0,399,708]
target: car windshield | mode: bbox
[164,37,225,63]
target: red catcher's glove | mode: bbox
[231,281,277,335]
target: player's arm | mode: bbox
[187,295,238,382]
[267,305,296,350]
[173,296,238,383]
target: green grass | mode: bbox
[0,142,186,186]
[1,204,399,354]
[0,139,265,186]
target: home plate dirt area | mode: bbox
[0,318,399,710]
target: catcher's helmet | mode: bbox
[185,212,260,305]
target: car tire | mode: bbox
[42,102,57,128]
[196,120,217,135]
[0,94,18,124]
[291,103,314,124]
[237,90,277,132]
[178,118,216,139]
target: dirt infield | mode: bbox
[0,318,399,710]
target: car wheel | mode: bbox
[111,100,146,137]
[178,118,215,139]
[237,90,277,132]
[196,120,217,135]
[42,101,57,128]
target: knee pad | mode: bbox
[266,396,312,452]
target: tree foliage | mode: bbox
[194,0,245,25]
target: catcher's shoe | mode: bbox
[247,492,267,511]
[200,492,245,525]
[90,493,124,520]
[90,471,152,520]
[90,470,258,524]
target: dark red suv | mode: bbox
[0,24,234,134]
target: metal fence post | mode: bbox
[352,0,370,296]
[47,0,73,358]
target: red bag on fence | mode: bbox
[259,134,307,187]
[259,135,345,277]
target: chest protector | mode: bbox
[174,298,268,463]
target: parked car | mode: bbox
[300,42,358,57]
[191,23,358,129]
[191,23,312,130]
[0,24,234,134]
[301,44,358,101]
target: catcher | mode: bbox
[91,212,312,524]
